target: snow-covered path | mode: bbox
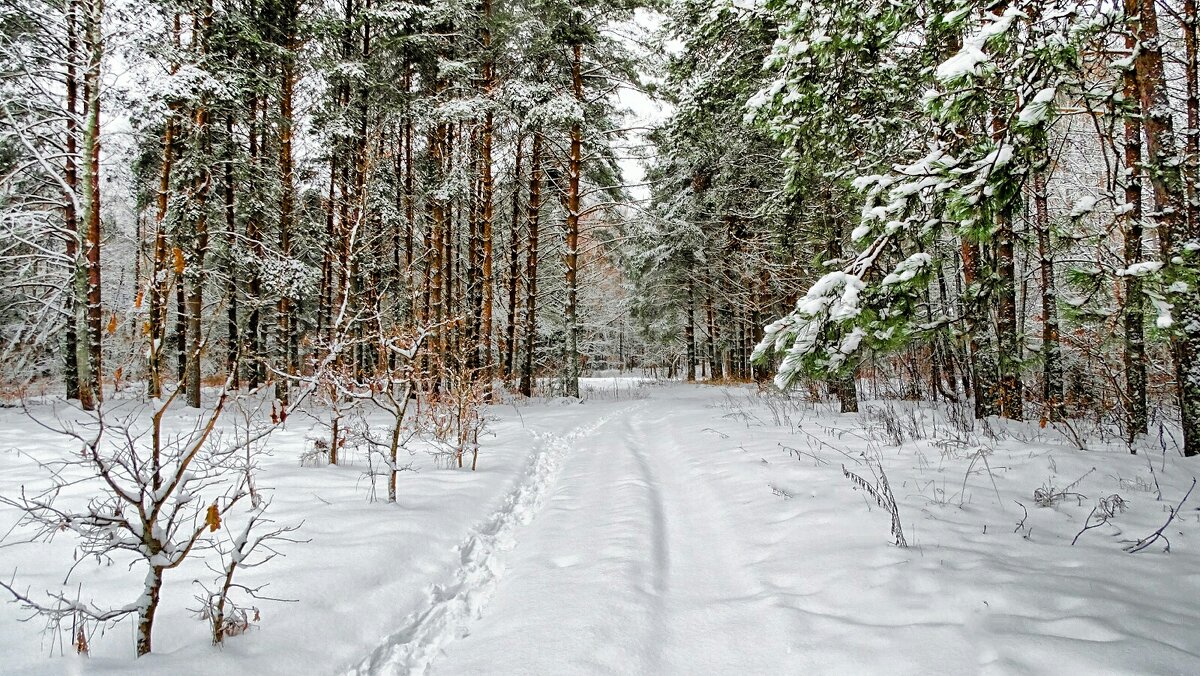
[6,383,1200,674]
[349,388,802,675]
[432,399,798,675]
[344,384,1200,676]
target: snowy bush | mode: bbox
[0,386,296,656]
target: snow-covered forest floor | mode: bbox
[2,379,1200,674]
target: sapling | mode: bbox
[370,325,431,501]
[192,501,302,645]
[416,343,490,472]
[0,378,283,656]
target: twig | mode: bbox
[1125,478,1196,554]
[1064,467,1096,494]
[769,484,794,500]
[1146,456,1163,501]
[779,443,829,466]
[1013,500,1029,534]
[1071,507,1105,545]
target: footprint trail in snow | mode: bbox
[343,406,633,676]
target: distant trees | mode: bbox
[630,0,1200,454]
[633,0,788,385]
[11,0,1198,456]
[1,0,657,407]
[0,0,104,406]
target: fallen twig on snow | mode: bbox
[1124,478,1196,554]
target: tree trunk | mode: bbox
[64,0,81,401]
[387,397,409,503]
[994,218,1022,420]
[991,110,1023,420]
[1185,0,1199,237]
[519,133,542,397]
[467,131,482,368]
[1033,172,1063,420]
[563,42,584,398]
[504,136,523,381]
[479,0,495,391]
[429,122,447,368]
[245,95,263,389]
[1133,0,1200,455]
[176,276,187,383]
[404,62,415,274]
[136,565,164,656]
[224,113,239,389]
[1122,43,1148,443]
[78,0,104,410]
[706,291,718,380]
[186,7,213,409]
[277,36,297,408]
[961,238,994,418]
[319,157,336,342]
[185,195,208,408]
[685,275,696,382]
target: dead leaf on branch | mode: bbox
[205,504,221,532]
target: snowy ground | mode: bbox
[2,380,1200,674]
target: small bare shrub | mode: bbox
[1033,468,1095,507]
[301,437,331,466]
[192,503,302,645]
[0,383,294,656]
[1071,494,1128,545]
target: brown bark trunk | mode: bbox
[224,113,239,389]
[685,275,696,382]
[961,238,991,418]
[79,0,104,410]
[277,49,296,408]
[468,130,482,367]
[992,111,1022,420]
[430,121,446,365]
[479,0,495,390]
[176,275,186,383]
[1133,0,1200,455]
[519,133,542,397]
[563,42,583,398]
[1033,172,1062,420]
[185,5,213,409]
[157,16,182,396]
[319,156,336,342]
[1185,0,1199,236]
[404,71,415,272]
[245,95,263,389]
[706,291,718,380]
[504,136,523,381]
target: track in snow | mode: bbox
[426,402,799,675]
[342,406,631,676]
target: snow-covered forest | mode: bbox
[3,0,1200,672]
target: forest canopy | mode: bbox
[2,0,1199,456]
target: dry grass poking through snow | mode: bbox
[711,386,1200,673]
